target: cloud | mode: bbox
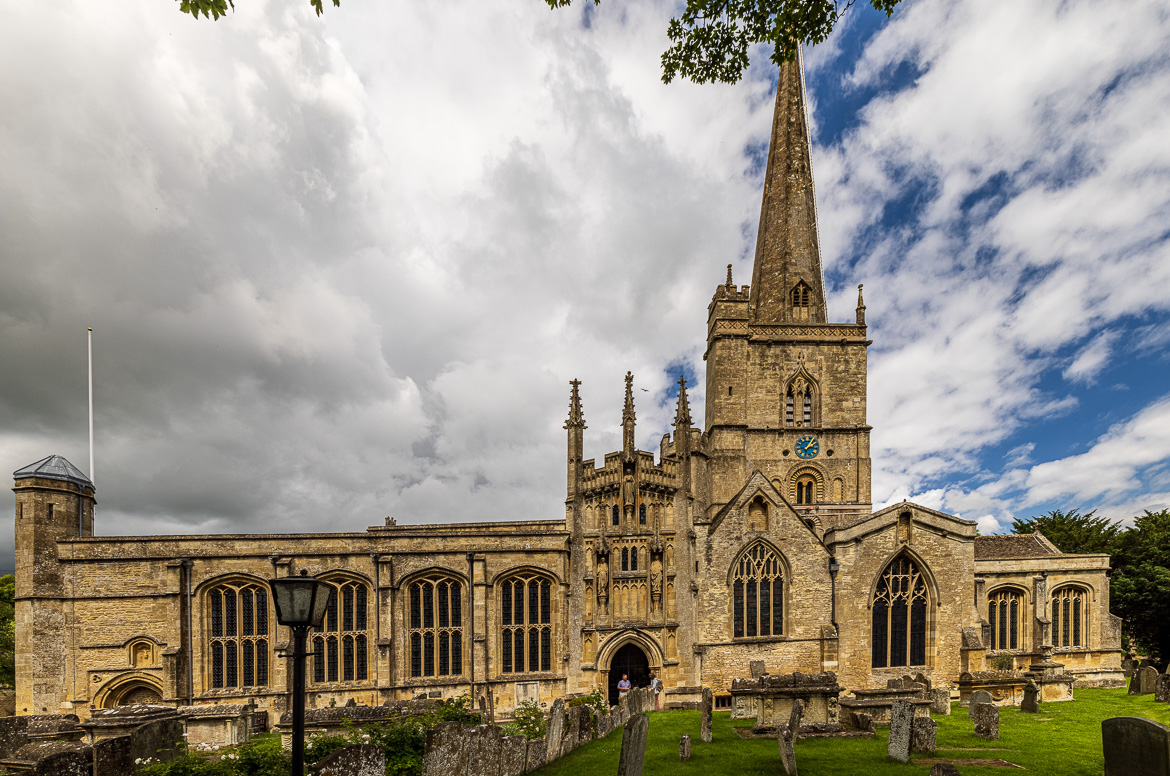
[1063,331,1118,385]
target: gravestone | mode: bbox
[1132,666,1159,696]
[886,678,904,690]
[93,734,133,776]
[525,738,547,772]
[314,744,385,776]
[972,703,999,740]
[930,688,951,715]
[500,735,528,776]
[887,699,913,764]
[750,661,766,679]
[617,714,649,776]
[700,688,713,743]
[465,724,503,775]
[545,699,566,762]
[777,698,804,776]
[1102,716,1170,776]
[851,712,874,732]
[915,672,932,692]
[1021,679,1040,713]
[906,681,927,699]
[34,751,89,776]
[967,690,992,717]
[911,717,937,755]
[1156,674,1170,704]
[421,721,469,776]
[679,734,691,760]
[1122,655,1136,678]
[929,765,962,776]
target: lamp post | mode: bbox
[270,570,333,776]
[828,556,840,631]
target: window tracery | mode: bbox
[1051,585,1086,648]
[872,555,928,668]
[988,587,1024,651]
[207,581,269,689]
[499,573,553,673]
[731,544,784,638]
[408,575,465,678]
[312,578,371,684]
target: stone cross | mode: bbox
[700,688,713,743]
[1102,716,1170,776]
[679,734,691,760]
[972,703,1000,740]
[887,699,913,763]
[1021,679,1040,713]
[777,698,804,776]
[617,713,650,776]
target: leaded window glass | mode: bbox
[499,574,554,674]
[207,582,269,690]
[731,544,784,638]
[311,578,372,684]
[871,555,929,668]
[408,575,465,678]
[1051,586,1086,648]
[988,588,1024,651]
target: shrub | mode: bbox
[992,654,1015,671]
[568,688,607,714]
[502,700,546,740]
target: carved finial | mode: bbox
[622,372,636,456]
[856,283,866,325]
[565,379,585,429]
[726,264,734,288]
[622,372,635,421]
[674,375,692,428]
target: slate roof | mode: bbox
[13,455,92,489]
[974,532,1061,560]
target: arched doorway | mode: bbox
[608,643,649,705]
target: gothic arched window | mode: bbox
[639,504,646,525]
[612,505,620,526]
[988,587,1024,651]
[500,573,553,674]
[631,547,638,571]
[791,282,811,316]
[621,548,629,571]
[312,578,371,684]
[732,543,784,638]
[872,555,929,668]
[207,581,269,689]
[1051,586,1086,648]
[408,575,465,678]
[784,378,816,428]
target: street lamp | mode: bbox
[271,570,333,776]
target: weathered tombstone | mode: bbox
[0,717,29,760]
[130,717,184,765]
[617,713,650,776]
[967,690,992,717]
[679,734,691,760]
[525,737,547,772]
[568,704,593,748]
[700,687,713,743]
[1102,716,1170,776]
[906,681,927,699]
[499,735,528,776]
[1122,655,1137,678]
[1021,679,1040,713]
[1136,666,1160,695]
[972,703,999,740]
[929,688,951,715]
[915,672,932,692]
[887,699,913,763]
[93,734,134,776]
[545,699,566,762]
[1156,674,1170,704]
[421,721,469,776]
[750,661,766,679]
[929,765,962,776]
[851,712,874,732]
[911,717,937,755]
[777,698,804,776]
[465,725,504,775]
[886,678,904,690]
[314,744,385,776]
[34,751,89,776]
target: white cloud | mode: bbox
[1063,331,1118,385]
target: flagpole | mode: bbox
[88,327,94,484]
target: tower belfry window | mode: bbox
[785,391,794,426]
[791,282,812,321]
[639,504,646,525]
[612,505,619,526]
[803,391,812,425]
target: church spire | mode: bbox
[565,379,585,429]
[749,51,827,325]
[674,375,692,429]
[622,371,636,457]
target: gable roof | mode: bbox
[974,532,1061,560]
[13,455,93,489]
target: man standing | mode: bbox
[618,673,631,699]
[649,672,662,710]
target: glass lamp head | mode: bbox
[271,570,332,628]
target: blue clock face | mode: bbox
[794,435,819,459]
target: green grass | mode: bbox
[531,688,1170,776]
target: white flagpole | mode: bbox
[88,327,94,484]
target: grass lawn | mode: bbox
[531,688,1170,775]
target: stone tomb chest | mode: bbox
[838,688,931,728]
[730,672,843,731]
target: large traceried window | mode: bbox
[988,587,1024,651]
[1051,586,1086,648]
[207,581,269,689]
[408,575,464,678]
[732,544,784,638]
[872,555,929,668]
[499,573,553,674]
[312,578,371,684]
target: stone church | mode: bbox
[12,57,1123,721]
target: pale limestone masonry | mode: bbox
[12,54,1122,723]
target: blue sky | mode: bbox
[1,0,1168,568]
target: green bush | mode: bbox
[502,700,546,740]
[137,734,289,776]
[991,654,1015,671]
[568,688,608,714]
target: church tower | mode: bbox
[703,54,871,528]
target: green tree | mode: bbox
[0,574,14,688]
[177,0,904,85]
[1110,509,1170,665]
[1010,509,1123,555]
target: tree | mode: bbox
[0,575,13,688]
[1110,509,1170,665]
[177,0,904,85]
[1010,508,1124,555]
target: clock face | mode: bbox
[794,435,819,459]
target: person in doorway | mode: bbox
[649,672,662,709]
[618,674,631,699]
